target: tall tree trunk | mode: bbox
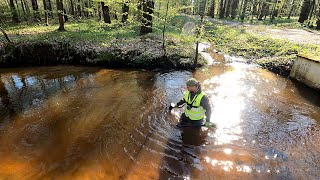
[219,0,225,18]
[23,0,31,18]
[162,0,169,56]
[287,0,296,19]
[209,0,215,18]
[240,0,248,21]
[195,0,207,69]
[225,0,232,18]
[47,0,53,17]
[9,0,20,23]
[0,26,13,44]
[114,10,118,20]
[43,0,49,25]
[298,0,312,23]
[122,0,129,23]
[307,0,315,26]
[20,0,27,19]
[231,0,239,19]
[271,0,279,23]
[258,1,269,20]
[84,1,88,17]
[70,0,75,16]
[316,18,320,29]
[14,0,20,17]
[101,2,111,23]
[57,0,65,31]
[77,0,82,16]
[316,6,320,29]
[30,0,41,21]
[140,0,154,35]
[97,2,102,20]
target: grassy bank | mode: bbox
[0,16,208,69]
[205,23,320,76]
[0,15,197,45]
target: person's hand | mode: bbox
[169,103,175,111]
[205,122,212,127]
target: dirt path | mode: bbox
[208,18,320,45]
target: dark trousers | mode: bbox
[180,113,203,125]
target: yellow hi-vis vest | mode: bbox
[183,91,205,120]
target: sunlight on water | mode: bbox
[223,148,232,154]
[205,63,248,145]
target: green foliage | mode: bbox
[206,24,319,64]
[0,20,139,45]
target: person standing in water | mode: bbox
[169,78,212,127]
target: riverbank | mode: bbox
[205,22,320,76]
[0,35,207,70]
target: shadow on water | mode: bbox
[290,79,320,108]
[158,126,212,179]
[0,66,163,179]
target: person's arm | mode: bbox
[176,98,186,107]
[169,97,185,110]
[200,95,211,122]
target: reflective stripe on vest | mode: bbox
[183,91,205,120]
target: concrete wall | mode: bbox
[290,56,320,90]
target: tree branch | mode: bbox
[0,26,13,44]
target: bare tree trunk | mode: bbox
[114,10,118,20]
[240,0,248,21]
[43,0,49,25]
[31,0,41,22]
[225,0,232,18]
[57,0,65,31]
[270,0,279,23]
[20,0,27,19]
[287,0,296,19]
[209,0,215,18]
[70,0,75,16]
[47,0,53,17]
[195,0,207,69]
[9,0,20,23]
[316,6,320,29]
[162,0,169,56]
[219,0,225,18]
[307,0,315,26]
[298,0,312,23]
[140,0,154,35]
[101,2,111,23]
[14,0,20,17]
[0,26,13,44]
[84,0,89,17]
[122,0,129,23]
[77,0,82,16]
[250,0,255,22]
[258,1,269,20]
[231,0,239,19]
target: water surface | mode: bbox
[0,63,319,179]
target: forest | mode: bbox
[0,0,319,73]
[1,0,319,30]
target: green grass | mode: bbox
[219,16,317,30]
[1,20,140,45]
[205,23,320,64]
[0,15,198,46]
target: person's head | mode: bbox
[186,78,199,93]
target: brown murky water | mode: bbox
[0,62,319,179]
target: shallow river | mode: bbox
[0,60,319,179]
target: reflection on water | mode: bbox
[0,63,319,179]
